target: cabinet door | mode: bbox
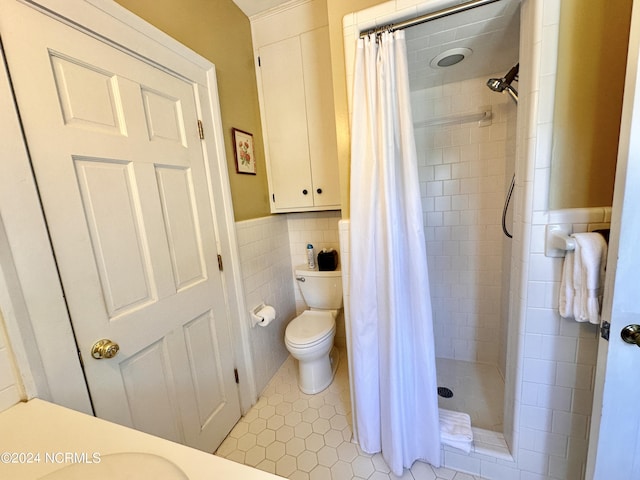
[301,27,341,208]
[259,36,313,209]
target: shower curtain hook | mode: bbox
[370,24,394,43]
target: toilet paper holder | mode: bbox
[250,303,276,327]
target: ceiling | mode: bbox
[232,0,291,18]
[405,0,521,91]
[232,0,521,90]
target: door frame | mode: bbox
[0,0,257,415]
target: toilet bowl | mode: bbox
[285,310,338,394]
[284,266,343,394]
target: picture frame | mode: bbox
[232,128,256,175]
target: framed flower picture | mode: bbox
[232,128,256,175]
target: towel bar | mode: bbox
[413,106,492,129]
[545,224,575,257]
[545,225,611,257]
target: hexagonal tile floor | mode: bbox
[216,349,486,480]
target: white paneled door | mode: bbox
[0,1,240,451]
[587,0,640,477]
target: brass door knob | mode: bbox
[91,339,120,359]
[621,325,640,347]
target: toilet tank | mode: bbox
[295,265,343,310]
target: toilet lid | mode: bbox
[286,311,335,346]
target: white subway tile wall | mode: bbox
[236,216,297,395]
[412,75,516,374]
[0,313,21,412]
[287,211,345,347]
[508,0,603,477]
[514,208,606,480]
[287,212,342,276]
[236,212,345,394]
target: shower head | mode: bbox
[487,63,519,103]
[487,63,519,91]
[486,78,504,92]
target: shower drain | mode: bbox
[437,387,454,398]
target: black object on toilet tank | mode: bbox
[317,249,338,271]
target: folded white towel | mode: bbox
[572,238,586,322]
[559,248,575,319]
[439,408,473,453]
[560,232,607,323]
[442,438,473,454]
[572,233,608,324]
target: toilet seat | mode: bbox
[285,311,335,348]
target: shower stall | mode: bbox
[404,0,521,432]
[342,0,597,475]
[343,0,521,437]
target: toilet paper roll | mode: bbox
[256,305,276,327]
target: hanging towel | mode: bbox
[559,232,608,324]
[573,232,608,324]
[439,408,473,454]
[571,237,586,322]
[559,247,575,319]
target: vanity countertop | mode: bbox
[0,399,282,479]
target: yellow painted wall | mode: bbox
[115,0,271,221]
[117,0,632,217]
[326,0,385,219]
[550,0,632,208]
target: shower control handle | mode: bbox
[621,325,640,347]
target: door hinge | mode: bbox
[217,254,223,271]
[78,350,84,368]
[258,56,261,67]
[234,368,239,384]
[601,320,611,341]
[197,120,205,139]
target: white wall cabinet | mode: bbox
[257,24,340,213]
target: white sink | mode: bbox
[39,453,188,479]
[0,399,282,480]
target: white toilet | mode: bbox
[285,265,343,394]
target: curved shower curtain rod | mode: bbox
[359,0,503,39]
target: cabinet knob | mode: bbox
[302,189,308,195]
[316,188,323,194]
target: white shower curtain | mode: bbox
[349,30,441,475]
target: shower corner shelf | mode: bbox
[414,105,492,129]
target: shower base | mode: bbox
[435,357,504,432]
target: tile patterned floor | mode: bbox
[216,349,487,479]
